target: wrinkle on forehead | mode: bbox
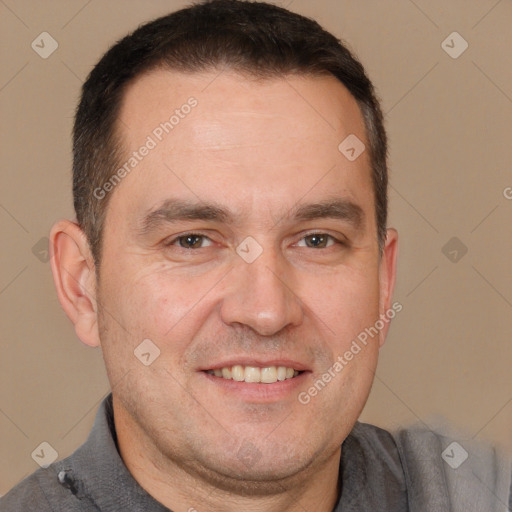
[117,69,366,155]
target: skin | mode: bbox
[50,69,398,512]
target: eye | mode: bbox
[164,232,344,251]
[296,233,341,249]
[166,233,213,249]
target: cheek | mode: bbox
[104,266,219,348]
[305,265,381,341]
[96,273,193,385]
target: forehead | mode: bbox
[109,68,374,229]
[118,67,367,150]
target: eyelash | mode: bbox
[164,232,345,250]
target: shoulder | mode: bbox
[1,454,96,512]
[1,466,60,511]
[1,395,114,512]
[347,421,511,511]
[390,421,512,511]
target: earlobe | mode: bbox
[378,228,399,347]
[49,220,101,347]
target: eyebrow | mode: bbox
[137,197,365,236]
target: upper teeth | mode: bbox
[207,365,299,384]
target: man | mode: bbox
[2,1,510,510]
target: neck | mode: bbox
[113,399,342,512]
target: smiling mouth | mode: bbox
[205,365,302,384]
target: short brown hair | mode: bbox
[73,0,388,265]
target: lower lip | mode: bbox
[200,371,309,402]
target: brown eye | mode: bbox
[179,234,203,249]
[298,233,338,249]
[167,233,213,249]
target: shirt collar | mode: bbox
[61,393,170,511]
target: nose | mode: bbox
[219,246,304,336]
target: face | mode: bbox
[94,69,396,487]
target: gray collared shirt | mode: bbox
[2,393,510,511]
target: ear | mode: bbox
[378,228,399,347]
[49,220,100,347]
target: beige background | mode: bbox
[1,0,511,495]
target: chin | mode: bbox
[171,429,337,496]
[187,452,318,495]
